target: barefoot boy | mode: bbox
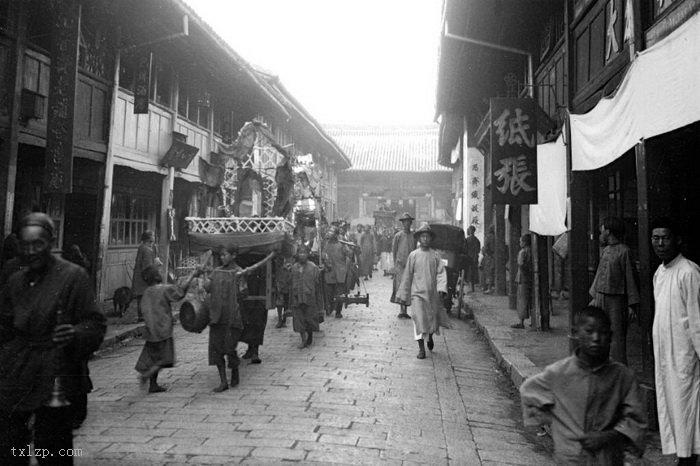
[520,306,646,464]
[290,246,323,348]
[136,265,201,393]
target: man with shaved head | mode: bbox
[0,212,106,465]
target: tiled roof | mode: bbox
[324,125,449,172]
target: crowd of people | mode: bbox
[3,210,700,465]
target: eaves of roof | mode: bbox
[325,126,450,173]
[174,0,290,120]
[255,73,352,170]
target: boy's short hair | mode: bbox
[576,306,611,329]
[602,217,624,240]
[143,265,162,286]
[650,216,681,236]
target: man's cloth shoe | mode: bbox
[417,350,426,359]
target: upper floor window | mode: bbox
[178,73,210,128]
[0,0,16,34]
[27,0,52,52]
[151,58,172,108]
[78,4,114,81]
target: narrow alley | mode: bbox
[75,276,553,465]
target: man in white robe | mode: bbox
[397,223,451,359]
[651,217,700,465]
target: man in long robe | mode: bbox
[589,217,640,364]
[358,225,376,279]
[464,226,481,293]
[322,226,352,318]
[132,230,161,322]
[391,213,416,319]
[651,217,700,465]
[290,246,323,348]
[397,223,451,359]
[0,213,106,466]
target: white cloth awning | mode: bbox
[570,10,700,171]
[529,135,567,236]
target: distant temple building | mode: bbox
[327,125,452,227]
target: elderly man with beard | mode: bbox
[0,213,106,465]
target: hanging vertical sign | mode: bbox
[43,0,80,194]
[133,51,152,114]
[466,146,484,241]
[490,98,538,205]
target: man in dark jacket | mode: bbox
[0,213,106,465]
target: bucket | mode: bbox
[180,298,210,333]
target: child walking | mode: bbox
[520,306,647,464]
[135,265,201,393]
[396,223,451,359]
[290,246,323,349]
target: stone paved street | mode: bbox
[75,274,553,465]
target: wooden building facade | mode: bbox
[0,0,349,303]
[436,0,700,405]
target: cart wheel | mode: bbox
[366,294,370,307]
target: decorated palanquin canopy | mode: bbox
[187,120,326,254]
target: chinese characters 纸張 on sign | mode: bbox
[489,98,538,205]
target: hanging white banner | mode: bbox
[570,10,700,171]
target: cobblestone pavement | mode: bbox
[74,273,554,465]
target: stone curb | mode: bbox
[463,296,540,389]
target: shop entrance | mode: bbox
[646,121,700,264]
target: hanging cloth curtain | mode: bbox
[570,11,700,171]
[529,134,567,236]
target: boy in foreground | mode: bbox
[520,306,646,465]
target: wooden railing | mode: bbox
[185,217,294,234]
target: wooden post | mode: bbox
[1,3,27,237]
[160,167,175,281]
[537,233,551,330]
[509,204,521,309]
[635,141,653,373]
[96,32,121,302]
[531,232,542,330]
[494,204,507,295]
[565,0,585,351]
[160,72,180,282]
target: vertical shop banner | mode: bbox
[490,98,538,205]
[134,52,152,114]
[466,146,485,242]
[44,0,80,194]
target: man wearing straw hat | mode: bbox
[391,212,416,319]
[396,222,451,359]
